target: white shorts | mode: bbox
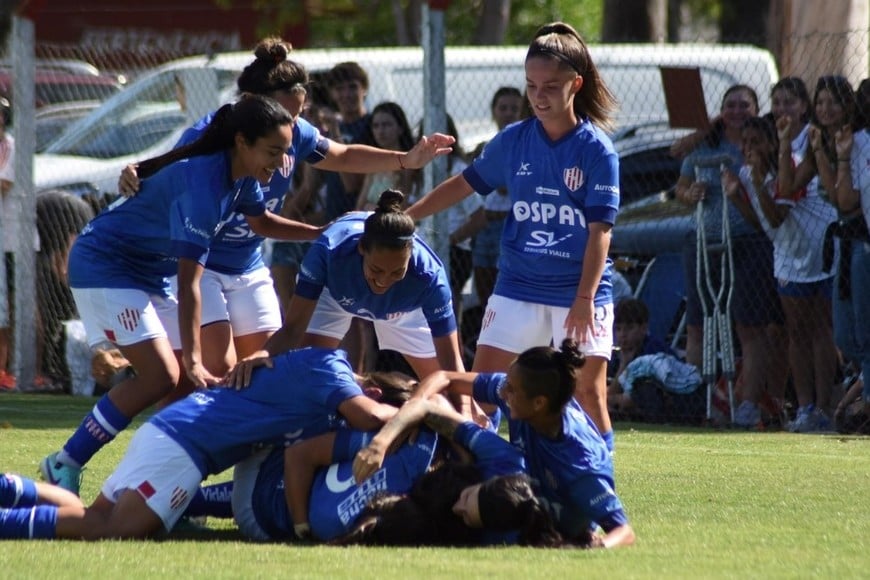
[477,294,613,359]
[231,448,272,541]
[309,288,437,358]
[101,423,203,532]
[72,287,181,349]
[170,266,282,336]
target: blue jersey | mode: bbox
[473,373,629,537]
[68,152,265,294]
[251,427,439,541]
[148,347,361,477]
[453,421,525,479]
[462,117,619,307]
[177,113,330,274]
[296,213,456,337]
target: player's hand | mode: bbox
[223,350,273,389]
[353,443,387,484]
[118,164,140,197]
[185,360,219,389]
[564,296,595,346]
[809,125,823,155]
[404,133,456,169]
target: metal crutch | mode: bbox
[715,163,737,424]
[693,157,734,422]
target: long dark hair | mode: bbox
[477,474,564,547]
[526,22,617,133]
[743,115,779,175]
[236,37,308,96]
[370,101,415,151]
[812,76,856,164]
[136,94,293,179]
[360,190,416,253]
[335,462,484,547]
[771,76,812,124]
[513,338,585,413]
[704,84,760,148]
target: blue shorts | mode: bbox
[270,241,311,269]
[684,233,784,327]
[777,277,833,299]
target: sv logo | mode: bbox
[526,230,574,248]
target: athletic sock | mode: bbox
[0,474,38,508]
[0,505,57,539]
[184,481,234,519]
[602,430,615,454]
[59,395,132,468]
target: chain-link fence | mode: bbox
[1,18,867,426]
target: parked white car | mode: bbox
[35,44,778,198]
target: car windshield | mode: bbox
[44,67,238,159]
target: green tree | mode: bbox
[221,0,604,48]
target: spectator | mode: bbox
[406,22,621,451]
[674,84,786,428]
[355,102,416,211]
[825,78,870,420]
[426,115,481,338]
[35,191,96,391]
[270,101,342,319]
[465,87,525,321]
[328,61,375,206]
[0,96,14,390]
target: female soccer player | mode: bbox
[405,22,620,449]
[3,348,397,540]
[228,189,465,386]
[358,338,635,548]
[120,38,455,387]
[39,95,317,494]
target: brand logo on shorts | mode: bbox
[170,486,189,510]
[563,167,583,191]
[117,308,141,332]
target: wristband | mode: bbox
[576,294,593,301]
[396,153,406,170]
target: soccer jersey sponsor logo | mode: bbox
[593,183,619,194]
[515,162,532,176]
[117,308,141,332]
[356,308,376,320]
[513,201,587,228]
[535,186,560,196]
[169,486,189,510]
[183,217,211,240]
[336,469,388,525]
[325,464,355,494]
[563,167,584,191]
[385,311,406,320]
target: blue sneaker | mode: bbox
[39,452,82,495]
[788,405,815,433]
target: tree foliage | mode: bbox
[222,0,604,48]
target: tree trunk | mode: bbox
[602,0,667,42]
[472,0,511,45]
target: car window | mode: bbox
[619,145,681,205]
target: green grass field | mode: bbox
[1,393,868,579]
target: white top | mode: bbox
[0,134,16,252]
[444,158,483,251]
[742,164,837,283]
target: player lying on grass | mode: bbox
[0,347,396,540]
[351,338,635,548]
